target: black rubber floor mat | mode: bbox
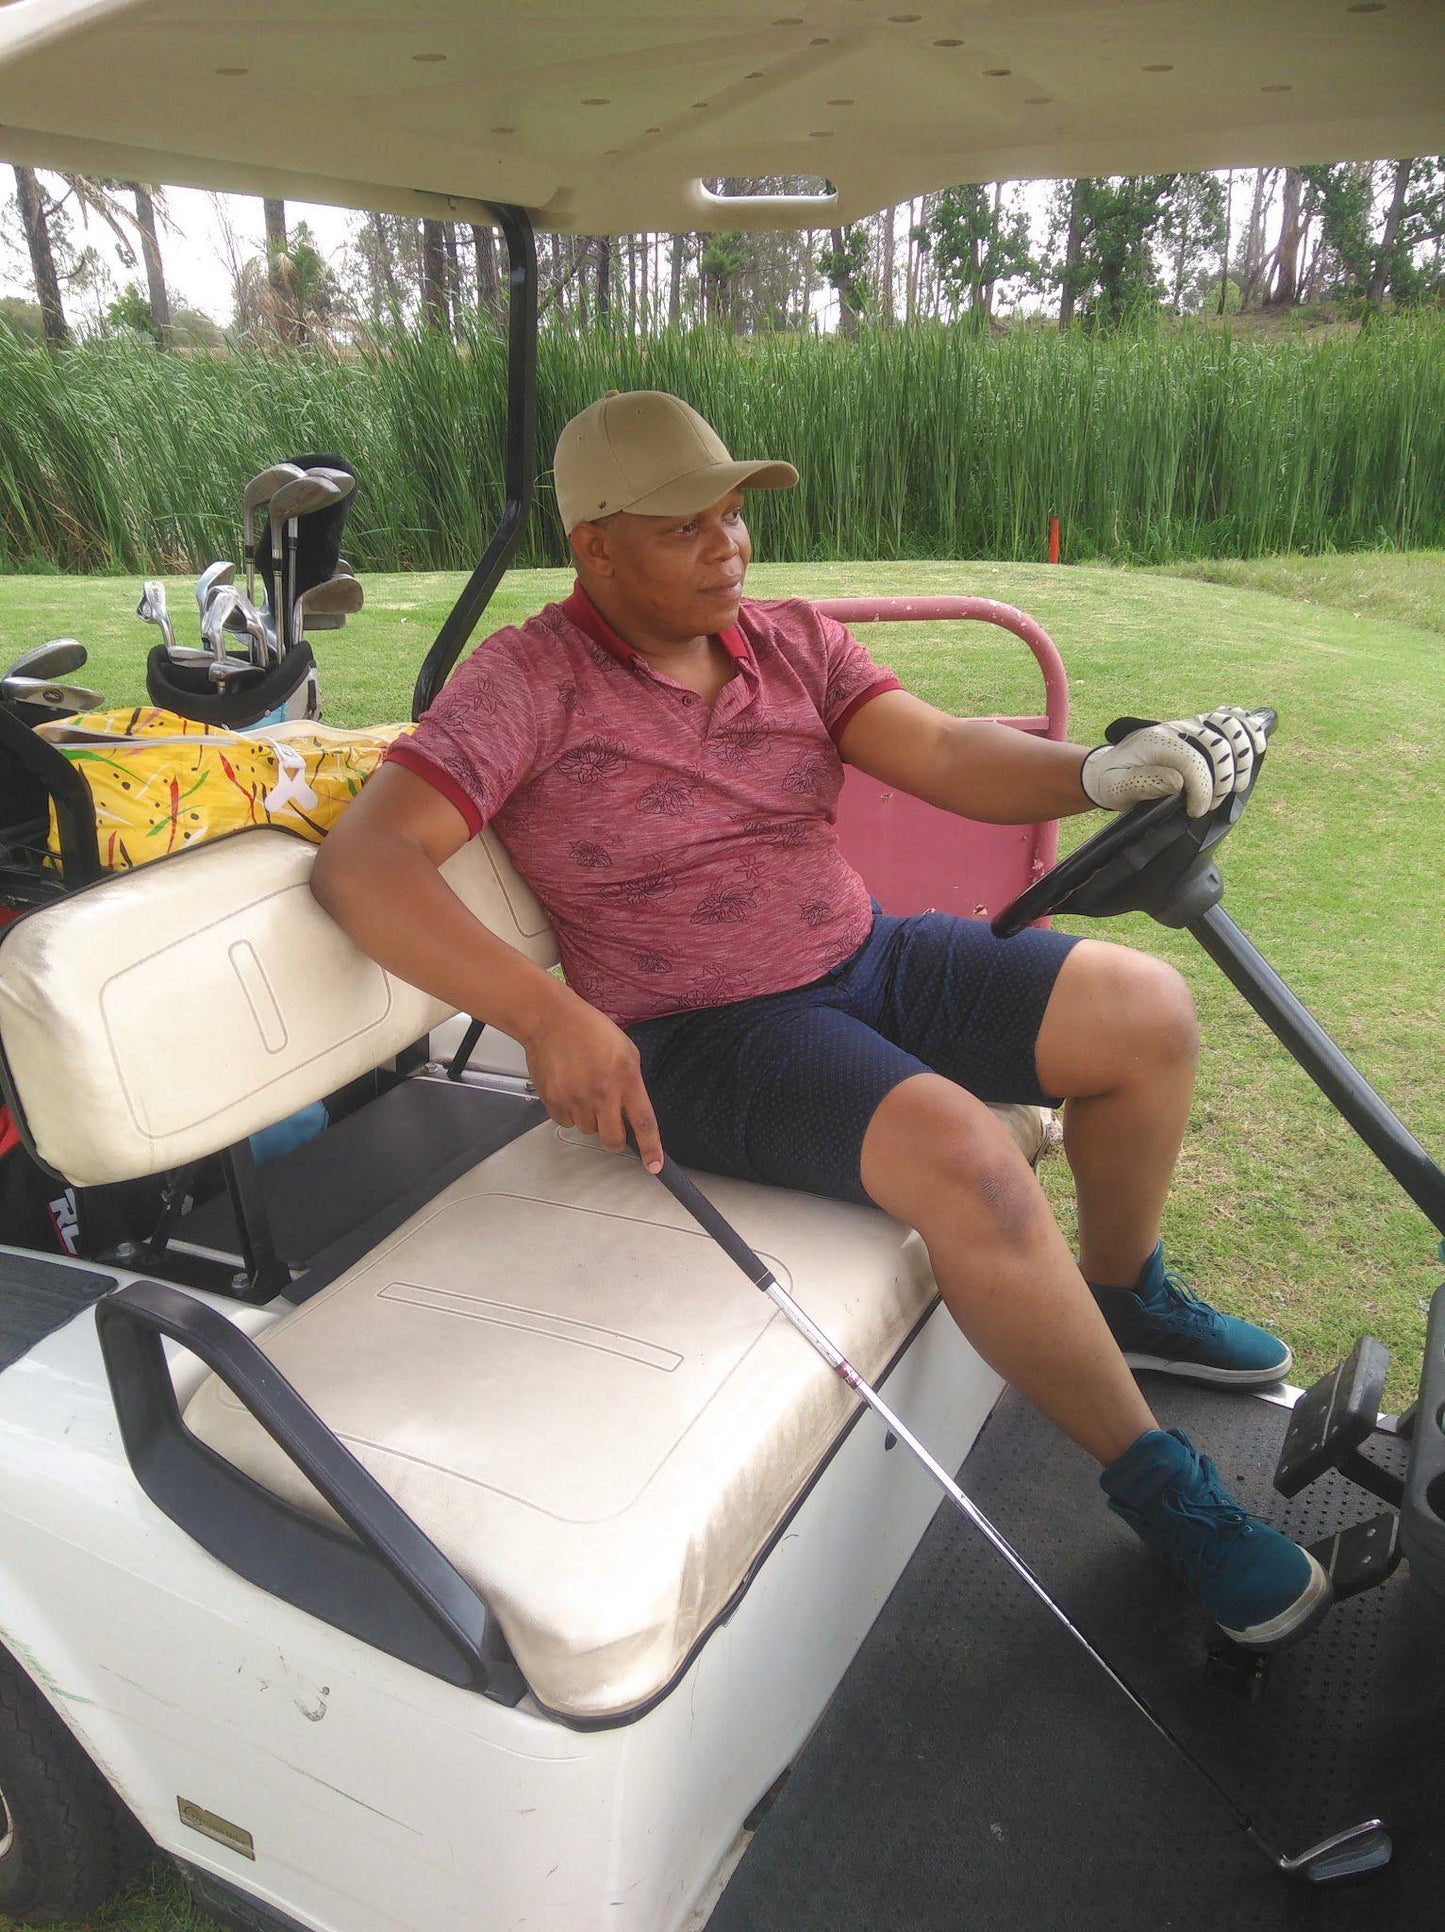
[0,1251,116,1370]
[711,1376,1442,1932]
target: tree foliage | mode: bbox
[917,183,1035,324]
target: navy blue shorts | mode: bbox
[629,911,1081,1207]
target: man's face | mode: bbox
[573,489,752,644]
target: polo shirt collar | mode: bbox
[562,581,752,667]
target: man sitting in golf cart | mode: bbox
[312,389,1331,1654]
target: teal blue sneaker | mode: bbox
[1102,1429,1331,1649]
[1090,1243,1292,1388]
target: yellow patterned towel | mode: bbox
[36,706,412,873]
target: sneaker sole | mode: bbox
[1218,1551,1333,1651]
[1120,1345,1293,1389]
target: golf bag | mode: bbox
[145,452,359,731]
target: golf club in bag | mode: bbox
[144,453,360,730]
[635,1143,1393,1887]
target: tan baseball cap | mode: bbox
[553,390,798,534]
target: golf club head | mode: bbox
[243,463,306,604]
[4,638,88,683]
[1,673,105,717]
[303,466,357,503]
[1275,1820,1393,1883]
[229,593,272,670]
[294,576,364,637]
[242,463,306,518]
[137,580,177,654]
[270,474,345,523]
[203,585,244,663]
[195,560,237,617]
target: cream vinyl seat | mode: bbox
[0,826,1040,1721]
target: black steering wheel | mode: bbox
[991,708,1276,938]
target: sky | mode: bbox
[0,180,356,325]
[1,171,1282,332]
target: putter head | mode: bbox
[5,638,87,683]
[195,560,237,617]
[1276,1820,1393,1883]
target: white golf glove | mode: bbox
[1080,707,1267,819]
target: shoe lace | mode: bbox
[1160,1451,1255,1576]
[1149,1268,1225,1338]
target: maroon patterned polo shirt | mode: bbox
[387,583,901,1026]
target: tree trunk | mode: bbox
[1057,180,1084,328]
[471,222,500,322]
[420,219,448,329]
[668,234,686,323]
[1366,156,1413,311]
[595,236,613,320]
[443,222,462,336]
[13,166,70,347]
[829,227,858,338]
[366,214,404,323]
[1238,168,1277,308]
[1218,169,1234,315]
[262,196,297,341]
[1268,169,1304,307]
[878,202,895,325]
[129,182,172,346]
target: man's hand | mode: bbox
[520,989,665,1173]
[1080,707,1266,819]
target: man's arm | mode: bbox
[836,688,1094,824]
[310,764,664,1170]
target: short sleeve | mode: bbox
[818,613,902,738]
[384,632,541,834]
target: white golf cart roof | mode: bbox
[1,0,1441,233]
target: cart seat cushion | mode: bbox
[182,1122,965,1721]
[0,827,556,1186]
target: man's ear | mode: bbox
[569,520,614,578]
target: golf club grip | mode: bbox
[653,1152,775,1290]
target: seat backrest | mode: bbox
[0,827,557,1188]
[816,596,1068,920]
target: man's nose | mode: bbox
[703,520,741,560]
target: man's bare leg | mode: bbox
[1033,939,1199,1292]
[860,1072,1155,1466]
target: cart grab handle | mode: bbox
[95,1280,525,1701]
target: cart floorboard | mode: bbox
[713,1375,1442,1932]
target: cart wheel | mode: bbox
[0,1648,148,1923]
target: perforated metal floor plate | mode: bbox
[712,1377,1442,1932]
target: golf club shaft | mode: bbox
[645,1148,1317,1869]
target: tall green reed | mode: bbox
[1,315,1440,573]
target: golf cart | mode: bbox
[0,5,1442,1929]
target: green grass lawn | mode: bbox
[1,550,1441,1931]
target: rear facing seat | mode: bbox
[0,826,1037,1720]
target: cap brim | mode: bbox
[621,459,799,520]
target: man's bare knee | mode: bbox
[861,1074,1047,1246]
[1040,942,1199,1097]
